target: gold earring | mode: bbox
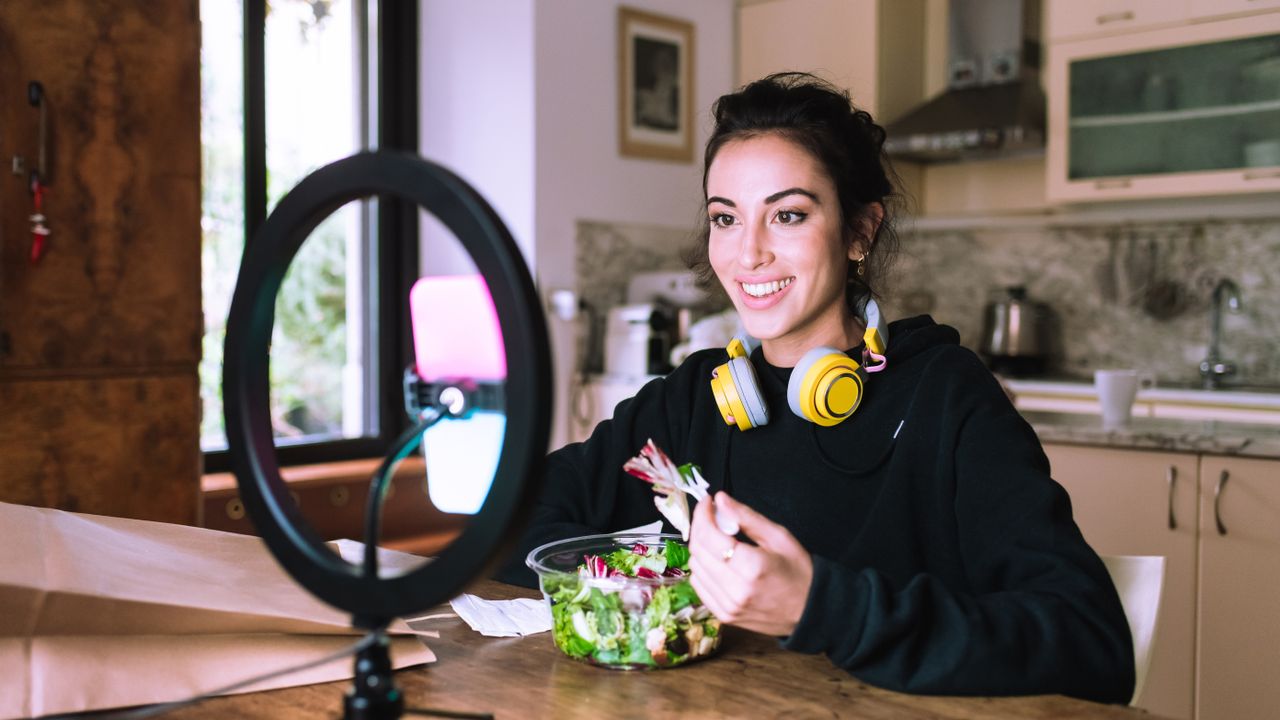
[855,253,866,277]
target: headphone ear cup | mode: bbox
[727,356,770,428]
[787,346,864,426]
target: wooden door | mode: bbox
[1044,443,1199,719]
[1196,455,1280,720]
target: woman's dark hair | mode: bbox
[684,72,901,315]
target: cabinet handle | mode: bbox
[1166,465,1177,530]
[1213,470,1230,536]
[1096,11,1135,24]
[1094,179,1131,190]
[1243,169,1280,181]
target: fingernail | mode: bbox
[714,507,739,536]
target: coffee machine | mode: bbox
[603,302,677,378]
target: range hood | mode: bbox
[885,0,1045,163]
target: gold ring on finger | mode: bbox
[721,540,737,562]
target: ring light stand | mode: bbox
[223,151,551,719]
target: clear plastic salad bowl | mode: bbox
[526,532,722,669]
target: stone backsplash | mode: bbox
[577,216,1280,388]
[884,218,1280,388]
[575,220,728,373]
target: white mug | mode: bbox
[1094,369,1156,430]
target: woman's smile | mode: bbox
[737,276,795,306]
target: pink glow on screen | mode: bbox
[410,275,507,381]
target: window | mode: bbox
[201,0,418,471]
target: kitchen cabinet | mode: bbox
[736,0,932,205]
[1044,444,1199,719]
[1190,0,1280,21]
[1046,443,1280,720]
[1045,0,1280,43]
[1046,13,1280,202]
[1046,0,1191,43]
[0,1,202,523]
[736,0,928,123]
[1195,455,1280,720]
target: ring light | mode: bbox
[222,151,551,626]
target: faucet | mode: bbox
[1199,278,1243,389]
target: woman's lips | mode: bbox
[736,277,793,310]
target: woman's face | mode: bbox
[706,133,858,365]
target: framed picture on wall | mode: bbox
[618,6,694,163]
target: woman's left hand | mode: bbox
[688,492,814,637]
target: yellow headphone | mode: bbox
[710,299,888,430]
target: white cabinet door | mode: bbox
[1189,0,1280,21]
[1046,0,1191,42]
[1196,455,1280,720]
[1044,444,1199,720]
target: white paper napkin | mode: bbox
[447,594,551,637]
[441,522,666,638]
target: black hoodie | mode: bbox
[498,316,1135,704]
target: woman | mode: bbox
[499,72,1134,703]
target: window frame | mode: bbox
[202,0,419,473]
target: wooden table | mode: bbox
[151,579,1166,720]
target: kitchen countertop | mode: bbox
[1024,410,1280,460]
[1006,378,1280,409]
[583,375,1280,457]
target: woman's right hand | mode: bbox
[688,492,814,637]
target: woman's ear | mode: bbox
[846,202,885,260]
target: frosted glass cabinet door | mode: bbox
[1047,13,1280,201]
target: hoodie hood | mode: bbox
[756,314,959,378]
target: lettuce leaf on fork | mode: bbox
[622,439,708,540]
[623,439,735,540]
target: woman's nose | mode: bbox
[739,222,771,269]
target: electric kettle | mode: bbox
[979,286,1049,376]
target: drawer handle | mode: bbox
[1094,178,1131,190]
[1243,169,1280,181]
[1096,11,1135,24]
[1166,465,1177,530]
[1214,470,1230,536]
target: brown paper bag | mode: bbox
[0,502,436,719]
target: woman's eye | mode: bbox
[776,210,806,224]
[710,213,735,228]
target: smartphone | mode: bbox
[409,275,506,514]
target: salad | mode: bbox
[537,537,721,669]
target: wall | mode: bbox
[534,0,735,448]
[419,0,536,275]
[420,0,737,449]
[885,217,1280,387]
[0,1,201,522]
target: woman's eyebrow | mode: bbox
[707,188,819,207]
[765,187,819,204]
